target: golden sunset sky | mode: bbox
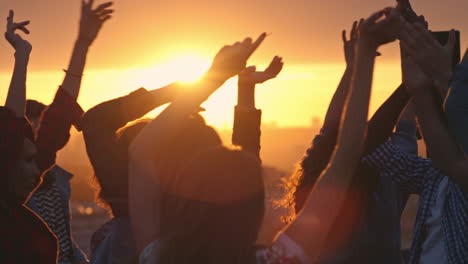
[0,0,467,128]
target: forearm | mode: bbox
[130,69,226,158]
[322,67,352,133]
[414,90,468,191]
[5,52,30,117]
[334,44,376,162]
[364,85,410,154]
[61,39,90,100]
[290,44,377,259]
[237,82,256,110]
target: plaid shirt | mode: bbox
[363,141,468,264]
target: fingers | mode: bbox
[265,56,284,76]
[366,9,386,24]
[446,29,456,49]
[15,21,30,34]
[248,32,267,57]
[351,20,358,39]
[97,9,114,18]
[94,2,113,13]
[342,30,347,43]
[7,10,13,23]
[242,37,253,47]
[100,15,112,23]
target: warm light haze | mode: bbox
[1,0,467,128]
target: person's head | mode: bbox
[25,100,47,133]
[0,111,39,205]
[7,138,40,202]
[158,146,264,264]
[94,114,222,216]
[256,167,298,247]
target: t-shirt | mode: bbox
[139,240,160,264]
[139,235,311,264]
[256,234,311,264]
[420,177,449,264]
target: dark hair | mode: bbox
[25,100,46,120]
[94,114,222,217]
[158,146,264,264]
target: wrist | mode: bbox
[238,83,255,109]
[14,51,30,61]
[75,38,92,49]
[356,39,379,55]
[205,67,230,84]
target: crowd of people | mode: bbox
[0,0,467,263]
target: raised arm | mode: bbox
[400,23,468,191]
[61,0,113,100]
[287,7,402,260]
[4,10,31,117]
[295,22,362,212]
[34,0,113,172]
[232,56,283,158]
[364,84,410,154]
[364,15,429,155]
[128,34,267,253]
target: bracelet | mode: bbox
[63,69,83,78]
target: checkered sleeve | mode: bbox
[362,141,434,195]
[35,87,84,172]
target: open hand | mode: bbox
[401,44,431,96]
[239,56,284,85]
[78,0,113,46]
[359,6,403,49]
[399,22,455,86]
[210,33,267,80]
[5,10,31,55]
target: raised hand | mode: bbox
[5,10,32,55]
[78,0,114,46]
[359,6,402,49]
[343,21,360,66]
[210,33,267,80]
[399,22,456,88]
[401,45,431,96]
[238,56,284,85]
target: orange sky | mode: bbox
[0,0,467,128]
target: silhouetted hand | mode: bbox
[210,33,267,80]
[401,45,431,96]
[78,0,113,46]
[238,56,283,85]
[400,22,455,87]
[343,21,360,66]
[359,6,402,49]
[5,10,31,55]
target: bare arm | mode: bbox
[400,22,468,191]
[60,0,113,100]
[128,34,267,253]
[321,22,360,134]
[413,91,468,191]
[4,10,31,117]
[287,7,402,260]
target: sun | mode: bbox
[157,54,212,83]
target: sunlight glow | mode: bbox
[155,54,212,83]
